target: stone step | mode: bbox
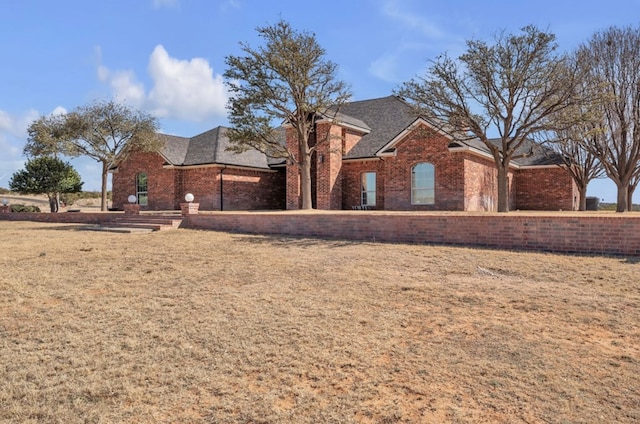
[82,225,155,234]
[98,214,184,232]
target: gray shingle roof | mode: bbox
[335,96,562,166]
[337,96,417,159]
[159,126,272,169]
[456,137,564,167]
[158,133,190,165]
[155,96,562,170]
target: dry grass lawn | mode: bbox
[1,221,639,423]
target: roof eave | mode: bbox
[516,164,564,170]
[162,163,277,173]
[315,117,371,134]
[342,157,382,163]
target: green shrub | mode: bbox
[10,204,41,213]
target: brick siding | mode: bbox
[515,167,578,211]
[341,160,386,209]
[113,151,285,211]
[112,152,177,210]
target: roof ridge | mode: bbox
[343,94,400,106]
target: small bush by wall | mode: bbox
[10,204,41,213]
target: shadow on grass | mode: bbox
[621,256,640,264]
[36,224,102,232]
[232,234,363,249]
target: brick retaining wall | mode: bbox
[0,212,113,225]
[2,211,639,256]
[186,212,640,256]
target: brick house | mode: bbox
[112,95,577,212]
[287,95,577,211]
[111,126,285,211]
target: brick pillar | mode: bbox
[123,204,140,215]
[285,127,301,210]
[315,123,343,210]
[181,202,199,216]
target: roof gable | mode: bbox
[337,96,418,159]
[374,118,452,156]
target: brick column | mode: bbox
[123,204,140,215]
[285,127,301,210]
[315,123,343,210]
[180,202,199,216]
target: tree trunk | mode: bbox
[101,161,109,211]
[628,184,636,211]
[496,164,510,213]
[616,182,628,213]
[300,152,313,210]
[578,185,587,211]
[48,194,58,213]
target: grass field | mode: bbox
[1,221,639,423]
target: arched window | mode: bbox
[411,163,434,205]
[136,172,148,206]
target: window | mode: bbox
[136,172,148,206]
[361,172,376,207]
[411,163,434,204]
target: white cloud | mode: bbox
[0,109,39,138]
[96,45,228,123]
[371,1,468,84]
[111,70,146,107]
[0,111,12,133]
[51,106,67,116]
[147,45,228,121]
[96,50,146,108]
[381,0,445,39]
[369,54,401,83]
[0,109,40,186]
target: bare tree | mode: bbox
[224,20,351,209]
[397,26,579,212]
[26,101,161,211]
[578,26,640,212]
[543,55,605,211]
[25,114,70,158]
[546,127,604,211]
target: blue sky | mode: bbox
[1,0,639,202]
